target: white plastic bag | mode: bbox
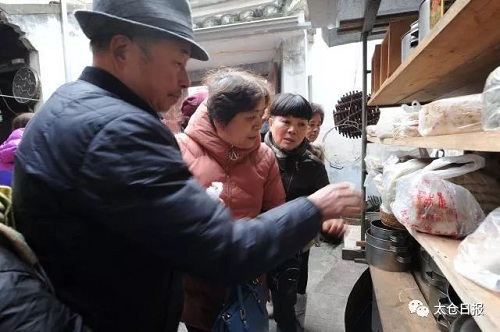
[455,208,500,292]
[366,125,377,137]
[374,107,407,138]
[381,158,429,214]
[364,156,383,194]
[206,182,223,201]
[394,112,420,139]
[418,94,483,136]
[392,155,486,238]
[401,100,423,114]
[483,66,500,131]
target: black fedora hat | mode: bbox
[75,0,209,61]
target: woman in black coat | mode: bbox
[265,93,345,331]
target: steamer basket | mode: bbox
[380,210,406,230]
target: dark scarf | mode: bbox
[264,131,309,160]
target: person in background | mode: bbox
[0,188,90,331]
[177,68,286,332]
[180,90,208,132]
[260,106,271,141]
[0,112,34,185]
[12,1,364,331]
[306,102,325,161]
[265,93,346,331]
[160,98,183,133]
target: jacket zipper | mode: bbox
[285,161,299,196]
[226,145,238,209]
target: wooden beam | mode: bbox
[369,0,500,105]
[371,267,436,331]
[412,232,500,331]
[367,131,500,152]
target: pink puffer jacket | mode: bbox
[177,102,285,330]
[0,128,24,171]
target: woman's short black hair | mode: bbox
[310,102,325,124]
[270,93,312,120]
[203,68,270,127]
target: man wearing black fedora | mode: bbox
[12,1,363,331]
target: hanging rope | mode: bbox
[0,93,40,102]
[0,88,24,115]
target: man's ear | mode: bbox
[109,35,133,63]
[268,117,274,128]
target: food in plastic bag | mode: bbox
[448,169,500,216]
[366,125,377,137]
[392,155,486,238]
[418,94,483,136]
[381,157,429,214]
[365,156,384,194]
[483,66,500,131]
[455,208,500,292]
[394,112,420,138]
[374,107,407,138]
[375,119,399,139]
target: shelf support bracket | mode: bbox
[362,0,382,33]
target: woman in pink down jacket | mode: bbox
[176,68,285,332]
[0,113,34,173]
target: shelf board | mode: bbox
[411,232,500,332]
[370,266,436,331]
[367,131,500,152]
[369,0,500,106]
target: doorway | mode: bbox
[0,22,40,142]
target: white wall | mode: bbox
[307,30,379,189]
[4,11,91,102]
[0,1,91,4]
[281,31,308,96]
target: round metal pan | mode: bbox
[365,242,412,272]
[370,219,409,242]
[365,229,410,254]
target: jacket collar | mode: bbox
[79,66,158,118]
[184,103,261,165]
[264,131,309,160]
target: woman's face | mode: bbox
[306,113,322,142]
[214,98,267,149]
[269,115,309,151]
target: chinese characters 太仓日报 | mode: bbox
[434,302,484,316]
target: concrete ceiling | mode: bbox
[188,14,307,72]
[187,32,283,71]
[308,0,421,47]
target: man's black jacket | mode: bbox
[12,67,322,332]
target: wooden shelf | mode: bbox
[367,131,500,152]
[368,0,500,106]
[411,231,500,332]
[370,266,436,331]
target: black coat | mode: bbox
[0,238,89,332]
[12,67,322,332]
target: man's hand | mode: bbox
[322,219,346,237]
[307,182,364,221]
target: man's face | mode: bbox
[119,38,191,113]
[269,115,309,151]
